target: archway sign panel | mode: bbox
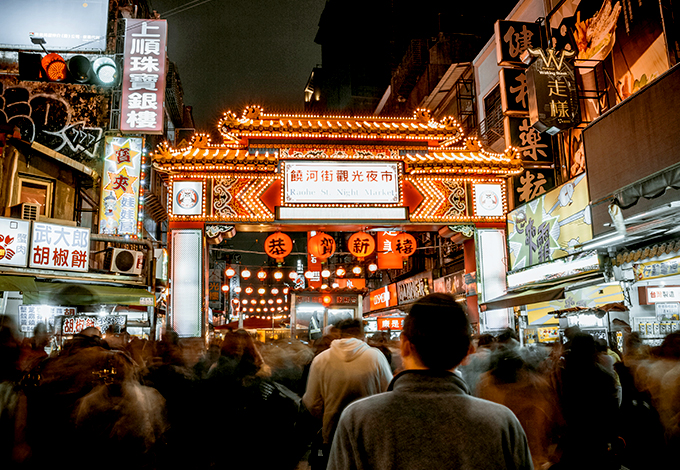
[153,106,522,230]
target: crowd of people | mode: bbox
[1,301,679,470]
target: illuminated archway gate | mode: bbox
[153,106,523,338]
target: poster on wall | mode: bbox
[99,137,143,235]
[548,0,670,116]
[507,172,592,270]
[172,181,203,216]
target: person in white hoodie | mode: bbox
[303,318,393,469]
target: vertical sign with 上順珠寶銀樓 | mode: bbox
[120,19,167,135]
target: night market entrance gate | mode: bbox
[151,106,523,339]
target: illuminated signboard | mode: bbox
[0,0,108,51]
[171,230,202,337]
[633,255,680,282]
[433,271,466,296]
[284,161,399,204]
[369,284,398,311]
[473,183,505,217]
[0,217,30,267]
[397,272,432,305]
[507,173,592,271]
[120,19,167,134]
[29,222,90,272]
[19,305,76,334]
[172,181,203,216]
[646,287,680,304]
[99,136,143,235]
[377,316,404,331]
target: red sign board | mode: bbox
[369,284,398,311]
[120,19,167,134]
[377,316,404,331]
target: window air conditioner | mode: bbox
[10,203,40,220]
[104,248,145,275]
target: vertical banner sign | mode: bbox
[504,116,553,163]
[377,231,403,270]
[512,168,555,206]
[500,68,529,115]
[0,217,31,267]
[526,48,580,135]
[29,223,90,272]
[121,19,167,134]
[494,20,542,67]
[99,137,143,235]
[307,232,322,289]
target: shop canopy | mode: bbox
[21,281,155,307]
[480,274,604,311]
[0,275,38,293]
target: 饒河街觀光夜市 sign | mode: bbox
[507,173,592,271]
[284,161,400,204]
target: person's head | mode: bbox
[335,318,364,339]
[401,293,470,371]
[221,329,264,375]
[477,333,496,349]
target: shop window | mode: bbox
[18,175,53,216]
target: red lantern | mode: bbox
[308,232,336,260]
[394,232,417,257]
[347,232,375,259]
[264,232,293,262]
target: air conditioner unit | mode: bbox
[104,248,145,275]
[10,203,40,220]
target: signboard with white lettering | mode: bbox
[284,161,399,204]
[29,222,90,272]
[0,217,31,267]
[377,316,404,331]
[99,136,143,235]
[397,272,432,305]
[120,19,167,134]
[369,284,398,311]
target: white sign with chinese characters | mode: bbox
[29,223,90,272]
[120,19,167,134]
[284,161,400,204]
[172,181,203,216]
[647,287,680,303]
[0,217,31,267]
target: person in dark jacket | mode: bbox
[327,293,532,470]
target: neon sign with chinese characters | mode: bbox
[99,137,142,235]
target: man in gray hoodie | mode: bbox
[327,294,533,470]
[303,318,393,469]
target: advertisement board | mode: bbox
[507,172,591,270]
[99,137,143,235]
[0,217,31,267]
[29,222,90,272]
[120,19,168,134]
[397,272,432,305]
[284,161,400,204]
[172,181,203,216]
[369,284,398,311]
[0,0,108,51]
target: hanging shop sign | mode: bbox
[397,272,432,305]
[433,271,466,297]
[172,181,203,216]
[347,232,375,259]
[120,19,168,134]
[308,232,336,261]
[369,284,398,311]
[99,136,143,235]
[512,168,555,206]
[59,314,126,336]
[377,316,404,331]
[264,232,293,263]
[526,48,580,135]
[283,161,399,204]
[473,183,505,218]
[19,305,76,334]
[507,173,591,271]
[494,20,542,67]
[377,231,404,269]
[29,222,90,272]
[500,68,530,115]
[633,255,680,282]
[504,116,554,163]
[645,287,680,304]
[0,217,30,268]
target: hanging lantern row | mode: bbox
[308,232,336,260]
[264,232,293,263]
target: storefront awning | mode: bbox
[22,281,155,307]
[480,274,604,310]
[0,275,37,293]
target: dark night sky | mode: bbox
[150,0,325,132]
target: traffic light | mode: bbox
[18,52,120,86]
